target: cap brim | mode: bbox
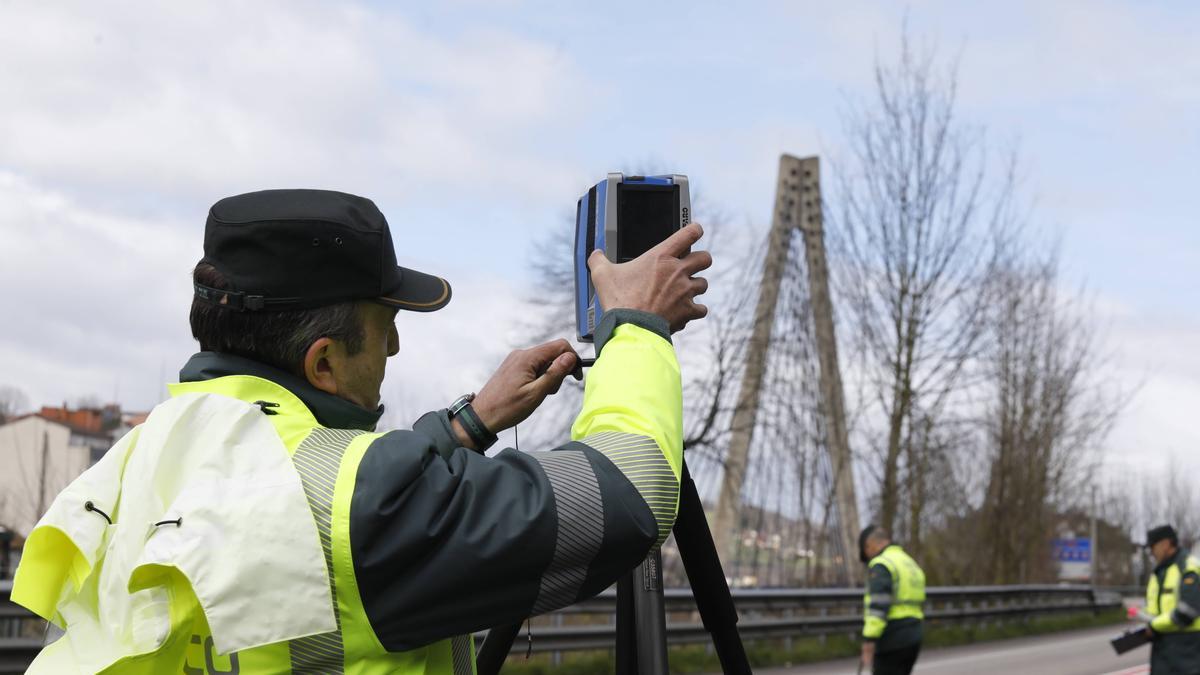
[378,266,452,312]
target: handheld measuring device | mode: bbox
[574,173,691,343]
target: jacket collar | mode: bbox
[178,351,382,432]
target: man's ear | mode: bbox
[303,337,338,396]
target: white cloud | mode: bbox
[0,171,534,418]
[0,172,196,409]
[0,2,592,210]
[1101,306,1200,475]
[957,2,1200,114]
[0,1,605,416]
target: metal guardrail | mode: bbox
[1,580,1122,670]
[472,584,1123,654]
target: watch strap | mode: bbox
[455,401,497,452]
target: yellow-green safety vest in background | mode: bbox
[1148,554,1200,634]
[863,544,926,640]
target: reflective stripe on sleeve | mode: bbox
[528,450,605,615]
[578,431,678,544]
[451,634,474,675]
[290,427,364,674]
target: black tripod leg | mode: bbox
[631,547,669,674]
[616,572,637,673]
[674,461,752,675]
[476,622,521,675]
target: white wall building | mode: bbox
[0,415,108,538]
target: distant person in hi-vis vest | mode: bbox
[859,525,926,675]
[11,189,712,674]
[1143,524,1200,674]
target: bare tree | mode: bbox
[1160,472,1200,548]
[830,32,1011,548]
[976,248,1120,583]
[507,222,589,446]
[73,394,103,410]
[0,386,46,537]
[0,385,29,423]
[1124,453,1200,551]
[1,423,53,537]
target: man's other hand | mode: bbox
[463,340,580,443]
[860,641,875,671]
[588,222,712,333]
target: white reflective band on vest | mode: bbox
[19,393,336,672]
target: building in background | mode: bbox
[0,404,143,577]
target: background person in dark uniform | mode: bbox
[1144,524,1200,674]
[859,525,925,675]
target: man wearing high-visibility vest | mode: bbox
[859,525,925,675]
[11,189,712,674]
[1143,524,1200,673]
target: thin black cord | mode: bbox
[84,500,112,524]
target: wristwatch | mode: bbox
[448,393,498,452]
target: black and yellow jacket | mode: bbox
[1148,548,1200,674]
[14,309,682,674]
[863,544,925,654]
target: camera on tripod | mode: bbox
[574,173,691,342]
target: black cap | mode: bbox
[1146,524,1178,548]
[196,189,451,313]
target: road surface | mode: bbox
[747,625,1149,675]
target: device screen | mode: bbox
[617,184,678,262]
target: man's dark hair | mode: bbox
[189,262,366,377]
[858,525,893,563]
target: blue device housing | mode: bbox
[574,173,691,342]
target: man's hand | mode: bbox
[588,222,712,333]
[860,642,875,671]
[452,340,580,448]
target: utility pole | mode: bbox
[37,429,50,518]
[711,154,861,584]
[1090,484,1098,587]
[795,156,862,584]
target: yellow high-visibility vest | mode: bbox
[13,378,473,674]
[863,544,926,639]
[13,320,684,674]
[1148,553,1200,634]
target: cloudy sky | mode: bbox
[0,1,1196,478]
